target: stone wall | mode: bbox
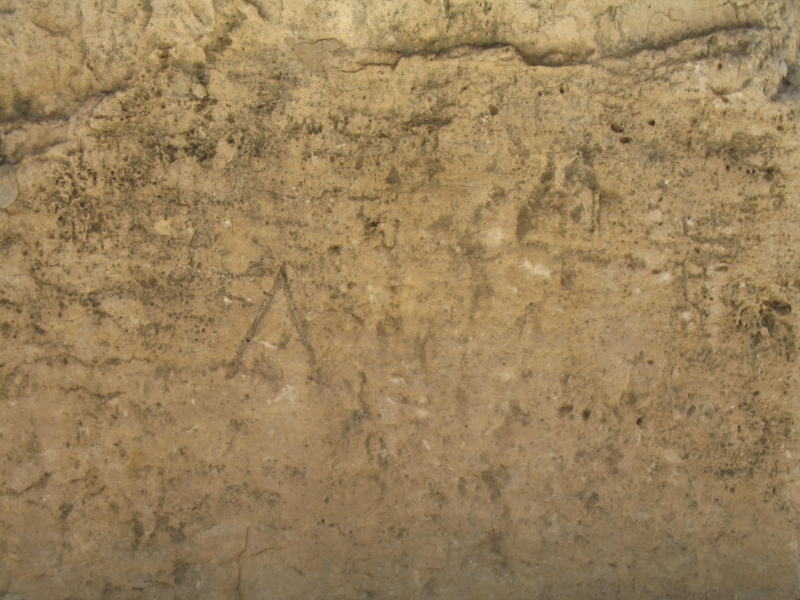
[1,1,800,597]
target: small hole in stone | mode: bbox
[636,416,645,427]
[620,136,632,144]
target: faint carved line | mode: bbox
[227,272,280,379]
[227,263,319,379]
[590,190,601,233]
[236,526,251,600]
[278,264,319,371]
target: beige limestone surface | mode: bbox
[2,0,800,598]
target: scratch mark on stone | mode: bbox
[590,190,601,233]
[246,545,282,559]
[279,263,320,372]
[227,272,280,379]
[414,331,433,372]
[278,263,319,371]
[236,525,251,600]
[227,263,319,379]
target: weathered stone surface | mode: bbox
[1,0,798,123]
[1,1,800,598]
